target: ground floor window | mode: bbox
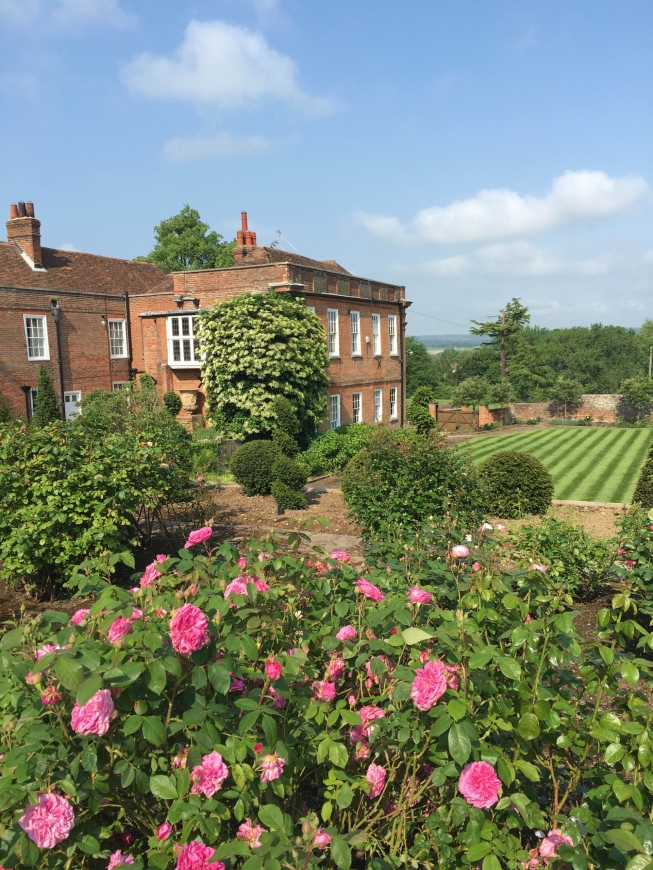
[374,389,382,423]
[352,391,361,424]
[329,394,341,429]
[167,315,201,366]
[64,391,82,420]
[112,382,128,391]
[389,386,397,419]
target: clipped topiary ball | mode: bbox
[478,450,554,518]
[271,479,307,511]
[271,455,308,491]
[163,391,183,417]
[272,428,299,457]
[230,440,281,496]
[633,444,653,508]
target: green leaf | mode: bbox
[78,834,101,855]
[498,657,521,681]
[55,655,84,690]
[192,666,207,689]
[401,627,434,645]
[514,759,540,782]
[0,627,24,649]
[329,742,349,768]
[142,716,167,746]
[604,829,645,852]
[517,713,540,741]
[386,633,405,648]
[482,855,502,870]
[239,710,260,734]
[605,743,625,765]
[467,843,491,862]
[337,783,354,809]
[331,837,352,870]
[340,710,362,726]
[123,714,143,736]
[626,855,653,870]
[321,800,333,822]
[468,650,492,669]
[448,699,467,721]
[76,675,103,706]
[448,722,472,765]
[622,663,640,685]
[241,635,259,661]
[262,715,277,750]
[613,779,635,803]
[599,646,614,666]
[208,663,232,695]
[258,803,284,831]
[150,774,178,800]
[148,660,167,695]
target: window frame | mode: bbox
[108,318,127,359]
[388,315,398,355]
[374,388,383,423]
[352,391,362,424]
[329,394,341,429]
[389,386,398,419]
[306,305,316,314]
[166,315,202,368]
[29,387,38,418]
[350,310,361,356]
[327,309,340,357]
[23,314,50,361]
[112,382,128,391]
[371,313,381,356]
[64,390,82,420]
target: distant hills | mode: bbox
[410,334,486,349]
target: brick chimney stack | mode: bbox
[233,211,257,263]
[7,201,42,268]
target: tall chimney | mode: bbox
[7,202,42,268]
[234,211,257,262]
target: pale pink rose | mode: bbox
[130,608,143,621]
[254,578,270,592]
[530,563,547,573]
[336,625,357,641]
[190,751,229,797]
[313,829,331,850]
[309,560,327,574]
[458,761,501,808]
[450,545,470,558]
[481,523,493,530]
[175,842,221,870]
[172,748,188,769]
[525,615,532,623]
[140,563,161,588]
[155,608,167,618]
[539,830,573,860]
[352,742,370,761]
[521,847,543,869]
[41,685,62,705]
[70,609,90,626]
[312,681,336,703]
[184,526,213,548]
[356,579,385,602]
[156,554,168,564]
[224,577,249,598]
[108,617,132,644]
[260,752,285,782]
[618,549,625,556]
[237,557,247,568]
[26,671,41,685]
[411,659,447,711]
[347,693,357,706]
[408,587,433,604]
[265,656,282,681]
[497,524,505,530]
[19,792,75,848]
[129,587,139,595]
[36,644,58,660]
[350,705,385,742]
[329,550,351,563]
[108,851,134,869]
[326,656,345,682]
[472,562,481,572]
[157,822,173,841]
[366,762,387,798]
[269,687,286,709]
[237,818,267,848]
[197,476,205,483]
[258,552,272,562]
[71,689,115,736]
[169,604,209,655]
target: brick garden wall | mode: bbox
[511,394,620,423]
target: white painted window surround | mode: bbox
[24,315,49,361]
[388,315,398,355]
[350,311,361,355]
[352,391,362,424]
[329,394,341,429]
[390,387,397,419]
[374,389,383,423]
[108,319,127,359]
[167,315,202,367]
[371,313,381,355]
[327,309,339,357]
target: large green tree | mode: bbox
[620,376,653,420]
[508,334,554,400]
[137,205,236,272]
[549,376,584,419]
[199,292,330,443]
[470,298,530,379]
[405,337,441,396]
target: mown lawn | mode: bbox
[460,427,653,503]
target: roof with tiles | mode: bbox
[237,245,352,275]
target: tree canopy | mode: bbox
[470,298,530,378]
[32,365,61,426]
[137,205,236,273]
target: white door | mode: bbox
[64,391,82,420]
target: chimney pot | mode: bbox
[17,202,26,217]
[245,231,254,245]
[251,231,257,246]
[237,230,245,245]
[9,204,18,219]
[241,211,248,233]
[25,202,34,218]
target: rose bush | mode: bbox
[0,520,653,869]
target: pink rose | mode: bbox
[258,552,272,562]
[530,563,547,573]
[108,617,132,645]
[140,563,162,588]
[175,842,222,870]
[254,578,270,592]
[411,659,447,711]
[312,681,336,703]
[237,556,247,568]
[265,656,282,681]
[329,550,351,563]
[481,523,493,530]
[230,674,245,692]
[350,705,385,742]
[224,576,249,598]
[366,762,387,798]
[472,562,481,572]
[356,579,385,602]
[41,685,62,705]
[458,761,501,808]
[269,687,286,709]
[237,818,267,848]
[336,625,357,641]
[190,751,229,797]
[326,656,346,682]
[539,830,573,860]
[352,742,370,761]
[408,587,433,604]
[71,689,115,736]
[172,748,188,769]
[156,554,168,563]
[444,663,461,691]
[197,476,205,483]
[313,829,331,850]
[19,793,75,848]
[108,851,134,869]
[260,752,285,782]
[184,526,213,548]
[26,671,41,685]
[618,549,625,555]
[157,822,173,841]
[36,644,58,660]
[169,604,210,655]
[450,545,470,558]
[70,609,90,626]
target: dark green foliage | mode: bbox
[31,365,61,426]
[229,440,281,495]
[0,395,13,424]
[163,391,183,416]
[271,455,308,491]
[410,385,436,408]
[632,443,653,507]
[271,479,307,511]
[549,376,584,418]
[299,424,374,475]
[341,427,484,538]
[137,205,235,272]
[452,376,490,408]
[620,376,653,420]
[272,428,299,457]
[271,396,301,455]
[406,337,441,396]
[405,401,437,436]
[478,450,554,518]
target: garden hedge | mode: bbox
[478,450,554,518]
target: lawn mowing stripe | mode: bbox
[521,428,593,470]
[555,429,630,500]
[603,430,653,503]
[463,428,563,463]
[540,432,609,498]
[573,430,639,502]
[542,428,609,475]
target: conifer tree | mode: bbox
[32,365,61,426]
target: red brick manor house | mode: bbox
[0,205,410,429]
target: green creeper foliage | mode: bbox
[0,395,13,424]
[478,450,554,518]
[406,336,441,395]
[271,396,301,456]
[31,364,61,426]
[271,454,308,492]
[137,205,235,272]
[342,427,484,537]
[409,385,436,408]
[200,292,330,442]
[163,391,183,416]
[621,376,653,420]
[229,440,281,495]
[299,424,374,476]
[271,479,307,510]
[405,401,437,437]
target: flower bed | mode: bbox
[1,518,652,869]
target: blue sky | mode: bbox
[1,0,651,334]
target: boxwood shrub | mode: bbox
[478,450,554,518]
[229,441,281,496]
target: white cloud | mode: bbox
[59,243,77,251]
[0,0,132,27]
[360,170,648,245]
[163,131,270,162]
[122,19,332,114]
